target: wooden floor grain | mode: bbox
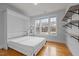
[0,41,72,56]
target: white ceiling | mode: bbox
[11,3,77,17]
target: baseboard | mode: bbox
[0,45,8,50]
[46,40,65,44]
[66,43,73,56]
[0,46,3,49]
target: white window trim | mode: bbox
[35,17,57,35]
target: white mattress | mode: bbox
[8,36,46,56]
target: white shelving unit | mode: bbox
[62,4,79,41]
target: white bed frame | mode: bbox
[8,41,46,56]
[8,37,46,56]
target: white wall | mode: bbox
[56,10,66,43]
[0,10,6,49]
[0,4,7,49]
[7,9,29,39]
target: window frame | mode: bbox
[34,17,57,35]
[49,17,57,34]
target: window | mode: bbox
[35,20,40,34]
[50,17,57,34]
[40,18,48,34]
[35,17,57,35]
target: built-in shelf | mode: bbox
[71,36,79,41]
[63,5,79,21]
[62,4,79,41]
[63,24,72,28]
[65,30,79,41]
[63,20,79,28]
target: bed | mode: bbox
[7,36,46,56]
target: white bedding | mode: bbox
[8,36,46,56]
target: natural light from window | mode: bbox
[35,17,57,35]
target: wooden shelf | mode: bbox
[63,12,73,21]
[71,36,79,41]
[63,20,79,28]
[63,5,79,21]
[63,24,72,28]
[66,30,79,41]
[70,20,79,27]
[68,10,79,14]
[62,4,79,42]
[68,5,79,12]
[70,20,79,23]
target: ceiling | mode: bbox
[10,3,77,17]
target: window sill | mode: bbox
[35,32,57,37]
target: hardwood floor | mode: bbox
[0,41,72,56]
[37,41,72,56]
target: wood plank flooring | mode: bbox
[0,41,72,56]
